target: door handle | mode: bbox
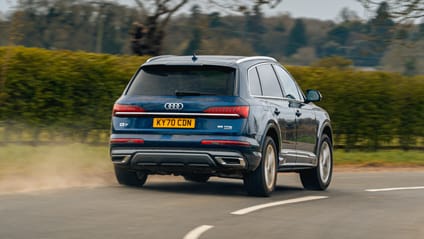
[274,108,280,115]
[295,110,302,117]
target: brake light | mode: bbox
[113,104,145,116]
[203,106,249,118]
[110,138,144,144]
[201,140,251,147]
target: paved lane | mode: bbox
[0,171,423,239]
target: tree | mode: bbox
[316,41,346,59]
[327,25,350,45]
[366,1,395,65]
[183,5,202,55]
[418,21,424,39]
[131,0,188,55]
[358,0,424,22]
[245,3,268,54]
[316,25,350,59]
[336,2,396,66]
[285,19,307,56]
[11,0,138,54]
[131,0,282,55]
[369,2,395,38]
[337,7,360,22]
[208,12,222,28]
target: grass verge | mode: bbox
[334,150,424,167]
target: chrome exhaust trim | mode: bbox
[111,155,131,164]
[215,157,246,168]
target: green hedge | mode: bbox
[0,46,148,142]
[0,47,423,149]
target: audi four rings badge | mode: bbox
[164,103,184,110]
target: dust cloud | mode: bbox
[0,143,116,194]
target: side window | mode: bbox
[273,65,302,101]
[248,67,262,96]
[256,64,283,97]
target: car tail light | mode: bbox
[201,139,251,147]
[203,106,249,118]
[113,104,145,116]
[110,138,144,144]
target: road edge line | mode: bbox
[366,186,424,192]
[183,225,214,239]
[230,196,329,215]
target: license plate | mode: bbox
[153,118,196,129]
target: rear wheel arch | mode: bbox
[263,123,281,156]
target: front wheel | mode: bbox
[114,165,148,187]
[300,134,333,190]
[244,137,278,197]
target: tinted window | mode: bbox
[248,68,262,96]
[127,65,235,96]
[273,65,302,101]
[256,64,283,97]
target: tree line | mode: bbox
[0,0,423,74]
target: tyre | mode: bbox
[114,165,148,187]
[300,134,333,190]
[183,174,210,183]
[244,136,278,197]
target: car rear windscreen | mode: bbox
[126,65,236,96]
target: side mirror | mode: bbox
[305,89,322,103]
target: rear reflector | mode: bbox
[201,140,251,147]
[203,106,249,118]
[110,138,144,144]
[113,104,145,116]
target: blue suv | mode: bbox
[110,55,333,196]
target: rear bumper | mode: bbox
[111,147,261,177]
[110,133,262,177]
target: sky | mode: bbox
[0,0,373,21]
[267,0,371,20]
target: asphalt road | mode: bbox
[1,170,423,239]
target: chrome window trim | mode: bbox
[236,56,277,64]
[146,55,175,63]
[252,95,284,100]
[251,95,304,104]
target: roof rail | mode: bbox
[146,55,175,63]
[236,56,277,64]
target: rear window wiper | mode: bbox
[175,90,217,96]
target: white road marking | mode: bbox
[183,225,214,239]
[231,196,329,215]
[366,186,424,192]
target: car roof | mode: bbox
[142,55,277,68]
